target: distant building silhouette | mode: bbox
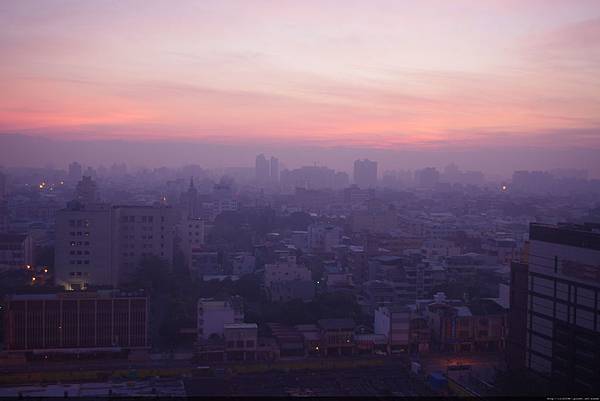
[353,159,378,189]
[75,176,98,204]
[270,156,279,183]
[414,167,439,188]
[68,161,82,183]
[255,154,270,184]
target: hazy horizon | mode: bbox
[1,133,599,179]
[2,0,600,172]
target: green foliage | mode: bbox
[247,292,361,326]
[207,208,314,249]
[127,253,360,350]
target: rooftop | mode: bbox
[317,318,356,330]
[467,299,505,315]
[530,222,600,251]
[224,323,257,330]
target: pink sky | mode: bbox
[1,0,600,150]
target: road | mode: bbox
[184,365,434,397]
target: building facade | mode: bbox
[511,223,600,394]
[0,234,34,270]
[54,203,175,290]
[353,159,378,189]
[3,290,148,355]
[197,296,244,342]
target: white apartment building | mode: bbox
[374,305,411,352]
[197,296,244,342]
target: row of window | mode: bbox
[69,260,90,265]
[226,340,254,348]
[69,271,90,277]
[120,215,166,223]
[121,225,156,231]
[68,219,90,228]
[69,250,90,255]
[70,241,90,247]
[69,231,90,237]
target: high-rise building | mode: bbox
[270,156,279,183]
[112,205,176,284]
[181,177,199,218]
[68,161,83,183]
[414,167,440,188]
[0,200,8,234]
[178,217,205,270]
[333,171,350,189]
[353,159,378,189]
[55,203,115,290]
[255,154,270,184]
[54,203,175,290]
[75,175,98,204]
[0,170,6,200]
[508,223,600,394]
[0,171,7,234]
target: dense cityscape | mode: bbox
[0,158,599,397]
[2,0,600,398]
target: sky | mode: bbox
[1,0,600,172]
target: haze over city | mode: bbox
[1,1,600,176]
[1,1,600,399]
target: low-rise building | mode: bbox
[374,305,410,353]
[267,323,305,357]
[197,296,244,342]
[317,318,355,357]
[264,257,314,302]
[418,293,506,352]
[3,290,148,358]
[224,323,258,361]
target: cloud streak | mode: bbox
[0,1,599,149]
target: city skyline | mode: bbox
[2,1,600,397]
